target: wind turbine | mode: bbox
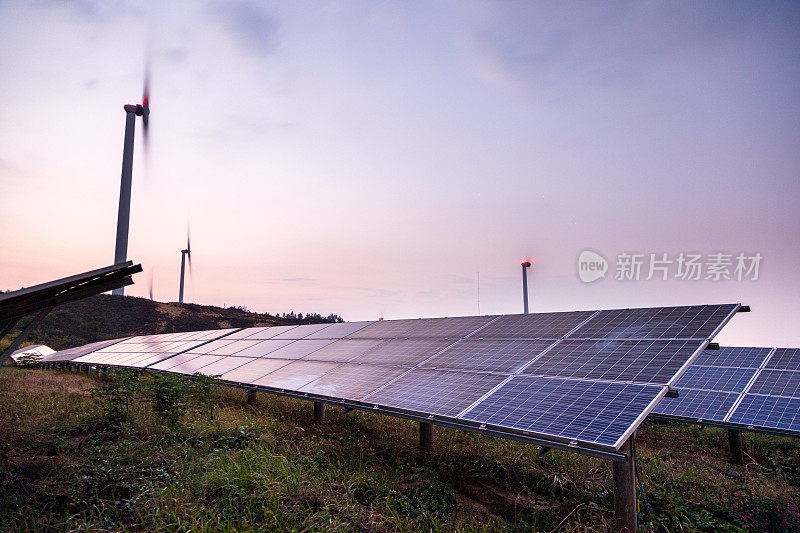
[178,230,192,304]
[111,70,150,295]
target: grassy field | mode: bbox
[1,367,799,532]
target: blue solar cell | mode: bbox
[471,312,594,339]
[692,346,772,368]
[765,348,800,371]
[728,394,800,433]
[674,366,756,393]
[652,389,739,420]
[571,305,737,340]
[521,339,701,385]
[420,339,556,373]
[362,369,506,417]
[748,370,800,398]
[463,376,662,448]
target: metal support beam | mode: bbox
[613,437,638,533]
[313,401,325,423]
[0,307,53,367]
[419,421,434,451]
[247,390,257,405]
[728,429,743,465]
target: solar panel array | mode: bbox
[43,304,740,454]
[653,346,800,436]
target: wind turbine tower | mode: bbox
[178,233,191,304]
[112,76,150,295]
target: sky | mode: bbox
[0,1,798,346]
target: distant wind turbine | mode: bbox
[178,229,192,304]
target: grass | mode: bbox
[1,367,799,532]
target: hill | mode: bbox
[1,294,344,352]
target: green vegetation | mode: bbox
[1,368,798,531]
[0,293,344,354]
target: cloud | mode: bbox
[466,2,788,102]
[280,277,315,283]
[210,1,280,56]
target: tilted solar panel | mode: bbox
[673,365,757,393]
[262,339,338,359]
[472,311,594,339]
[571,305,737,340]
[747,370,800,398]
[41,338,129,362]
[300,338,386,362]
[462,376,663,448]
[764,348,800,371]
[353,338,457,367]
[218,358,292,383]
[270,323,336,339]
[653,346,800,436]
[520,339,700,385]
[345,319,425,339]
[652,389,739,421]
[362,369,507,417]
[692,346,772,368]
[299,363,409,399]
[45,303,742,454]
[728,395,800,433]
[420,339,556,373]
[253,360,340,390]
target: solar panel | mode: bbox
[222,339,295,358]
[302,321,374,339]
[402,315,497,338]
[673,365,757,393]
[345,319,424,339]
[218,358,293,383]
[231,325,301,340]
[191,356,255,377]
[150,353,205,372]
[353,338,456,366]
[520,339,701,385]
[728,394,800,433]
[764,348,800,371]
[473,312,594,339]
[300,338,386,362]
[652,389,739,420]
[362,369,507,417]
[463,376,663,448]
[270,323,336,339]
[253,361,340,390]
[223,327,273,340]
[261,339,337,359]
[167,355,227,375]
[41,338,129,362]
[651,346,800,437]
[205,339,265,355]
[692,346,772,368]
[571,305,737,340]
[747,370,800,398]
[420,339,556,373]
[43,304,744,454]
[299,364,409,399]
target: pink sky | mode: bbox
[1,1,798,346]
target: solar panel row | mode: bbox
[42,304,740,452]
[653,346,800,435]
